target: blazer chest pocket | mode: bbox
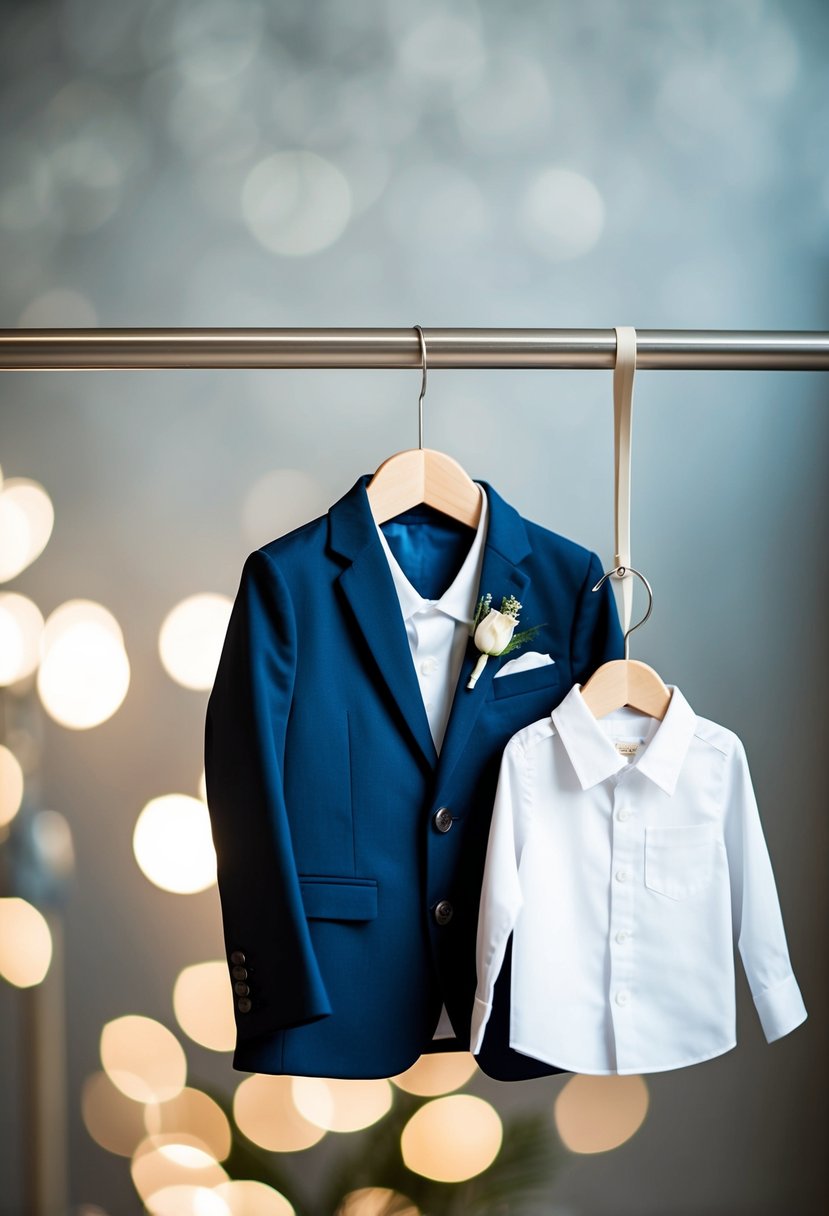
[492,663,561,701]
[299,876,378,921]
[644,824,722,901]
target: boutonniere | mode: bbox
[467,594,542,689]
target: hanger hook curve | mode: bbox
[414,324,427,450]
[592,564,654,659]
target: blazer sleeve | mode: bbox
[570,549,625,684]
[204,548,332,1042]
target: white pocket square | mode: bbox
[495,652,555,678]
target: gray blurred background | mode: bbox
[1,0,827,1212]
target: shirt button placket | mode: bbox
[608,777,637,1072]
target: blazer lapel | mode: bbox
[435,483,532,790]
[329,477,438,770]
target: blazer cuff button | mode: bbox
[237,997,252,1013]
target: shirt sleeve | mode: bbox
[470,734,531,1054]
[204,549,332,1043]
[723,737,807,1043]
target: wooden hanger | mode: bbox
[366,326,483,528]
[580,566,672,719]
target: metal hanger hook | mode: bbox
[414,324,427,450]
[592,564,654,659]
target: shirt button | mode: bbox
[420,657,438,676]
[618,808,631,822]
[615,931,629,944]
[615,870,629,883]
[615,990,630,1006]
[434,900,454,926]
[433,807,453,833]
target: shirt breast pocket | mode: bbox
[644,823,722,901]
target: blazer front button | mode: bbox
[433,807,453,833]
[434,900,454,926]
[237,997,252,1013]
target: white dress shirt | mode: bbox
[376,486,488,1038]
[471,683,807,1074]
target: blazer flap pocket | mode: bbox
[300,876,378,921]
[492,662,561,700]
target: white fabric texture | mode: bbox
[375,486,489,1040]
[495,652,555,678]
[471,683,807,1074]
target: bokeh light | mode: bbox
[241,150,352,256]
[391,1052,477,1097]
[173,961,236,1052]
[291,1077,393,1133]
[158,593,232,690]
[37,599,130,728]
[213,1180,296,1216]
[396,14,485,86]
[336,1188,419,1216]
[144,1087,232,1162]
[455,51,552,147]
[554,1074,650,1154]
[131,1134,228,1206]
[0,592,44,684]
[133,794,217,894]
[233,1075,326,1152]
[81,1069,149,1158]
[29,808,75,881]
[18,288,99,327]
[143,1187,230,1216]
[400,1094,502,1182]
[519,167,605,261]
[0,476,54,581]
[100,1014,187,1104]
[0,745,24,828]
[0,897,53,986]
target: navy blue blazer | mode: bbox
[204,475,623,1080]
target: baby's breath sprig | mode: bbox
[470,592,493,635]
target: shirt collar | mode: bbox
[551,682,698,796]
[375,486,489,626]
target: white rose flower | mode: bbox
[467,609,518,689]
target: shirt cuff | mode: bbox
[469,996,493,1055]
[753,975,808,1043]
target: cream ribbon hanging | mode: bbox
[612,326,637,635]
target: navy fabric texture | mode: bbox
[204,475,623,1079]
